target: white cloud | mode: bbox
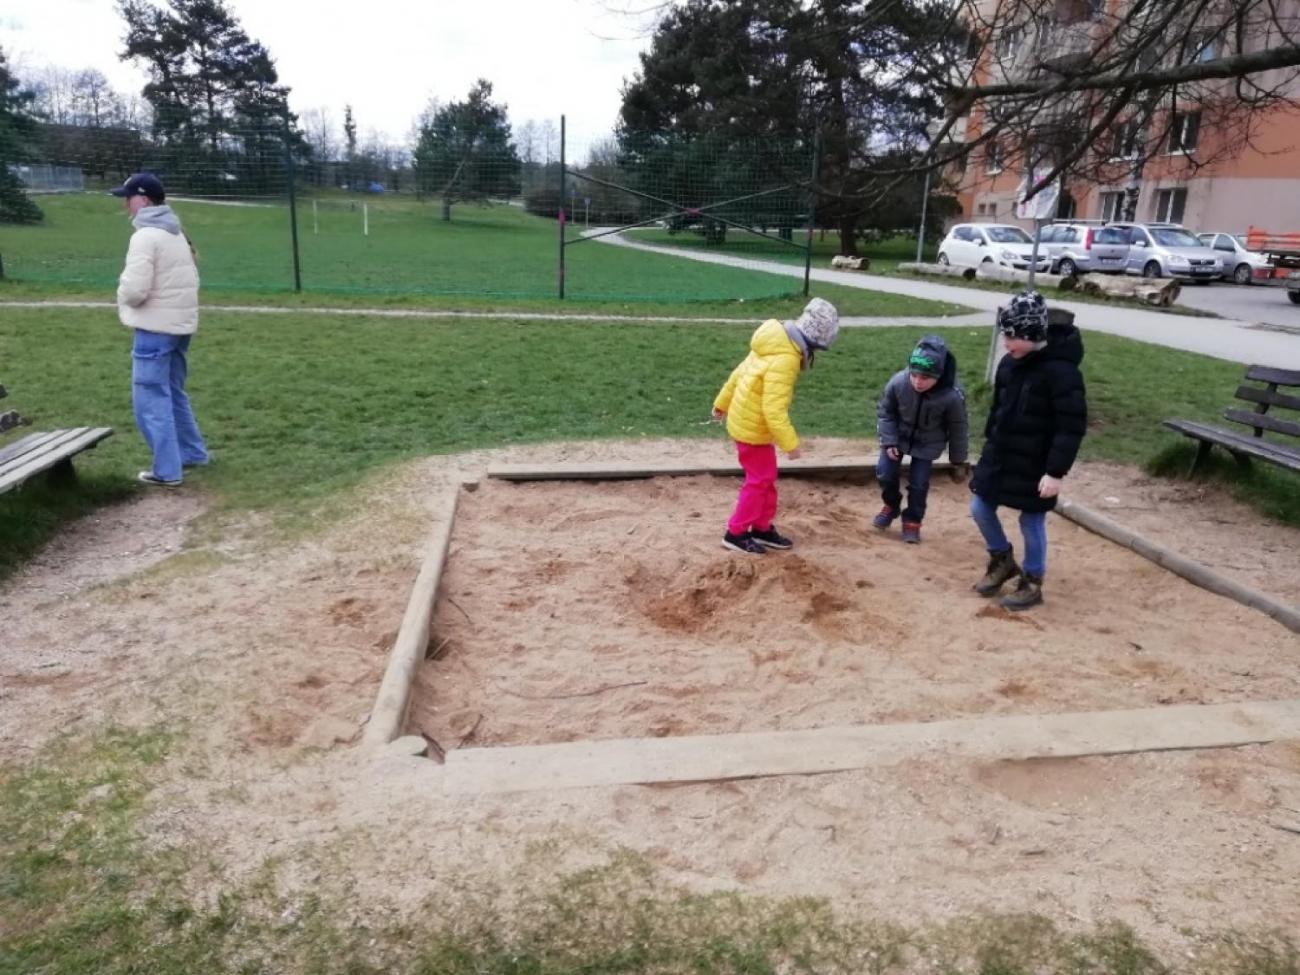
[0,0,651,148]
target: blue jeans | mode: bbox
[970,493,1048,577]
[877,449,933,522]
[132,329,208,482]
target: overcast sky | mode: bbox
[0,0,657,148]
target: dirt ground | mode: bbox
[3,436,1299,949]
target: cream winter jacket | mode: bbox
[117,206,200,335]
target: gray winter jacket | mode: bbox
[876,335,969,463]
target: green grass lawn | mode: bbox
[2,305,1296,576]
[0,194,963,314]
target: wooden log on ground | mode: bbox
[896,261,976,281]
[975,263,1078,291]
[830,255,870,270]
[363,482,463,747]
[1057,500,1300,634]
[1077,273,1181,307]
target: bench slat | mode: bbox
[0,427,113,495]
[1163,420,1300,471]
[1222,408,1300,439]
[0,430,64,468]
[1245,366,1300,387]
[1235,385,1300,413]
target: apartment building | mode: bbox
[950,0,1300,234]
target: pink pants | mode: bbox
[727,441,778,535]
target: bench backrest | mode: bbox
[1224,366,1300,440]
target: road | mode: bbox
[592,231,1300,367]
[1174,278,1300,327]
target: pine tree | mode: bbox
[0,47,44,224]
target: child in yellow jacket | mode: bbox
[712,297,840,555]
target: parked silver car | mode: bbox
[1110,223,1223,282]
[1196,232,1275,285]
[1039,222,1130,276]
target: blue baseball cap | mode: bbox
[110,173,166,201]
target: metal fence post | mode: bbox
[803,131,820,297]
[283,113,303,293]
[558,114,566,300]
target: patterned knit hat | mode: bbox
[796,298,840,350]
[908,343,943,377]
[997,290,1049,341]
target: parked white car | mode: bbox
[937,224,1051,272]
[1196,232,1276,285]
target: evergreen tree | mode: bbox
[412,80,521,220]
[0,47,43,224]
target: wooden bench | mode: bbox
[0,385,113,496]
[1163,366,1300,475]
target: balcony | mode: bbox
[1012,21,1095,75]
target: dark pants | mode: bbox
[877,449,933,523]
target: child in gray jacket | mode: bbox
[872,335,969,543]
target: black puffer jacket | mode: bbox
[876,335,969,463]
[971,322,1087,512]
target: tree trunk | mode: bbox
[898,262,976,280]
[1077,273,1180,306]
[976,264,1078,290]
[441,198,451,221]
[838,215,859,256]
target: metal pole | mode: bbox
[558,114,566,300]
[916,167,932,263]
[283,113,302,293]
[363,203,369,237]
[1027,217,1043,289]
[312,198,318,235]
[803,131,820,297]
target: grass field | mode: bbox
[0,194,966,313]
[2,305,1296,576]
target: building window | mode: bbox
[1168,111,1201,153]
[985,142,1004,174]
[1155,187,1187,223]
[1183,30,1219,64]
[995,25,1024,58]
[1108,121,1140,159]
[1099,190,1124,222]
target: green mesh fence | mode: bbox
[1,119,819,301]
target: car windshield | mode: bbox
[986,226,1032,243]
[1150,228,1202,247]
[1234,236,1249,248]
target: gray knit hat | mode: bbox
[795,297,840,349]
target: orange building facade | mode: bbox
[950,3,1300,236]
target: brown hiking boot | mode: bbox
[973,548,1019,597]
[1001,574,1043,611]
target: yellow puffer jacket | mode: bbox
[713,318,803,452]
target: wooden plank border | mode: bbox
[487,457,955,482]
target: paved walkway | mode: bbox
[0,300,985,330]
[598,232,1300,367]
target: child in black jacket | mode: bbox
[970,291,1087,610]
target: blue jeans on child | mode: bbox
[969,493,1047,577]
[132,329,208,482]
[877,449,933,522]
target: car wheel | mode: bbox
[1143,261,1161,279]
[1234,263,1252,285]
[1289,290,1300,305]
[1059,258,1078,278]
[937,252,949,265]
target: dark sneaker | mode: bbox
[901,521,922,544]
[722,531,766,555]
[974,548,1019,596]
[750,526,793,550]
[1001,573,1044,611]
[872,506,898,530]
[138,471,182,487]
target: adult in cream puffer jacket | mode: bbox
[117,204,200,334]
[112,173,208,486]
